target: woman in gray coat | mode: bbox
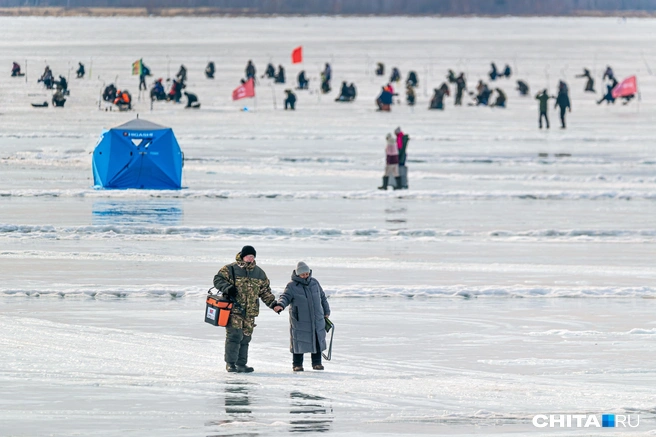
[273,262,331,371]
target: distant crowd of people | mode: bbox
[12,58,636,128]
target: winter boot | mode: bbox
[393,176,403,190]
[293,366,304,372]
[312,364,324,371]
[235,365,254,373]
[226,363,237,373]
[378,176,389,190]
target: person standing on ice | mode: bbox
[245,60,256,81]
[214,245,279,373]
[378,133,401,190]
[535,89,550,129]
[555,81,571,129]
[455,73,466,105]
[273,262,330,372]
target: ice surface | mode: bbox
[1,16,656,436]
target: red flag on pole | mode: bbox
[291,46,303,64]
[232,78,255,101]
[612,76,637,99]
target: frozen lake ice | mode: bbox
[1,15,656,435]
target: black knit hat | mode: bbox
[240,245,256,258]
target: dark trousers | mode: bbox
[539,111,549,129]
[285,99,295,110]
[559,106,567,128]
[225,326,251,366]
[139,76,147,91]
[293,334,322,367]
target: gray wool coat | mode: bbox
[277,272,331,354]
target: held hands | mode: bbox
[273,305,283,314]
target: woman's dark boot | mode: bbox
[393,176,403,190]
[378,176,389,190]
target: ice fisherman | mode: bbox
[376,84,395,111]
[406,71,418,88]
[184,91,200,109]
[390,67,401,83]
[406,84,416,106]
[273,261,331,372]
[535,89,550,129]
[447,69,457,84]
[139,60,151,91]
[335,81,356,102]
[321,63,332,93]
[150,78,166,101]
[378,133,401,190]
[76,62,85,79]
[516,80,529,96]
[375,62,384,76]
[555,81,571,129]
[455,73,466,105]
[38,66,54,89]
[11,62,22,77]
[429,83,450,110]
[576,68,595,92]
[213,246,278,373]
[492,88,506,108]
[52,89,66,107]
[597,80,617,105]
[245,60,256,81]
[396,127,409,167]
[284,89,296,110]
[168,79,183,103]
[205,61,215,79]
[263,63,275,79]
[55,75,68,94]
[603,65,615,82]
[103,84,117,102]
[489,62,499,81]
[176,64,187,84]
[297,70,309,89]
[114,89,132,111]
[275,65,285,84]
[502,64,512,78]
[475,80,491,106]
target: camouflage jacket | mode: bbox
[213,253,277,319]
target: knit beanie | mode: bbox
[295,261,310,275]
[240,245,256,258]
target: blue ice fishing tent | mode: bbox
[92,118,183,189]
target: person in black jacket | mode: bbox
[555,81,571,128]
[205,61,215,79]
[275,65,285,84]
[297,70,309,89]
[245,60,256,81]
[284,89,296,110]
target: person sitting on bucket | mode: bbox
[214,245,279,373]
[273,262,330,372]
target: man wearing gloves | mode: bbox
[214,245,278,373]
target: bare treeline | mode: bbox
[2,0,656,15]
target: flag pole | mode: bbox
[270,83,277,110]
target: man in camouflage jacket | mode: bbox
[214,245,279,373]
